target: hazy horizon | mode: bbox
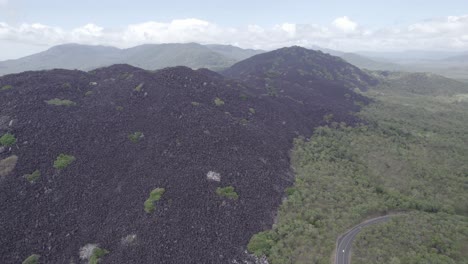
[1,0,468,60]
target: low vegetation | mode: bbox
[120,72,133,80]
[89,247,109,264]
[85,91,94,96]
[0,155,18,177]
[144,188,165,213]
[247,89,468,263]
[239,119,249,125]
[214,97,225,106]
[1,84,13,91]
[128,131,143,143]
[323,113,333,122]
[191,101,200,106]
[24,170,41,183]
[239,94,248,101]
[216,186,239,200]
[22,254,40,264]
[53,154,76,169]
[0,133,16,146]
[134,83,144,92]
[45,98,77,106]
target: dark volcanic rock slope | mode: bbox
[0,47,372,264]
[222,46,374,134]
[223,46,378,90]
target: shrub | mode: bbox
[144,188,165,213]
[216,186,238,200]
[22,254,40,264]
[45,98,76,106]
[128,132,143,143]
[249,108,256,114]
[1,85,13,91]
[53,154,75,169]
[89,247,109,264]
[62,82,72,89]
[24,170,41,183]
[240,119,249,125]
[191,102,200,106]
[134,83,144,92]
[214,97,225,106]
[239,94,248,101]
[247,231,275,257]
[0,133,16,146]
[85,91,94,96]
[116,106,124,111]
[323,113,334,122]
[0,155,18,177]
[120,72,133,80]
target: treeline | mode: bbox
[353,212,468,264]
[247,89,468,263]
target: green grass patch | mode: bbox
[216,186,238,200]
[0,133,16,146]
[1,85,13,91]
[24,170,41,183]
[85,91,94,96]
[144,188,165,213]
[128,132,143,143]
[22,254,40,264]
[191,102,200,106]
[214,97,225,106]
[45,98,76,106]
[53,154,75,170]
[89,247,109,264]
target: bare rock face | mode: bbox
[0,47,372,263]
[0,115,10,129]
[206,171,221,182]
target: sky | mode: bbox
[0,0,468,60]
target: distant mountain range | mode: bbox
[1,43,467,81]
[353,50,468,80]
[371,71,468,96]
[0,43,264,76]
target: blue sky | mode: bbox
[4,0,468,28]
[0,0,468,59]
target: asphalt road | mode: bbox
[335,215,393,264]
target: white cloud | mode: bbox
[0,15,468,59]
[0,0,8,6]
[332,16,358,33]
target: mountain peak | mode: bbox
[223,46,378,90]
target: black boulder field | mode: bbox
[0,47,374,263]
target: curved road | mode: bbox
[335,215,394,264]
